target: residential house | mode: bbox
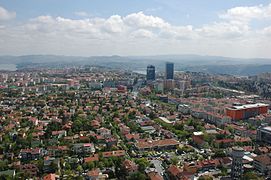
[43,157,60,173]
[86,168,108,180]
[122,159,138,175]
[19,148,43,161]
[51,130,66,139]
[135,139,179,151]
[20,164,39,177]
[167,165,182,180]
[102,150,126,158]
[47,146,69,157]
[192,132,207,148]
[72,143,95,155]
[147,171,163,180]
[84,154,99,163]
[43,173,59,180]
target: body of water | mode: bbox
[0,64,17,71]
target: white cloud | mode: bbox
[102,15,125,33]
[131,29,154,38]
[262,26,271,36]
[123,11,170,29]
[0,4,271,58]
[0,6,16,21]
[220,3,271,23]
[196,21,249,39]
[160,25,195,40]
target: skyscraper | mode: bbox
[146,65,155,81]
[165,62,174,80]
[231,147,244,180]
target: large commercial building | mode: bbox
[146,65,155,81]
[226,103,269,120]
[165,62,174,80]
[164,79,175,90]
[257,126,271,145]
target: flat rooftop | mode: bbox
[263,126,271,132]
[228,103,269,110]
[159,117,174,124]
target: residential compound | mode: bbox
[0,66,271,179]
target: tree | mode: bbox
[242,172,264,180]
[76,165,83,175]
[149,111,155,119]
[198,175,213,180]
[135,158,150,172]
[213,149,226,158]
[128,172,147,180]
[85,162,95,170]
[0,160,8,171]
[49,161,59,173]
[65,163,71,170]
[219,166,227,176]
[170,156,179,165]
[98,161,105,169]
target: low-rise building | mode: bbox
[253,154,271,175]
[72,143,95,155]
[122,159,138,175]
[135,139,179,151]
[19,148,43,161]
[257,126,271,145]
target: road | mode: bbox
[150,159,165,176]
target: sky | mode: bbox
[0,0,271,58]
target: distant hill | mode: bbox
[0,54,271,76]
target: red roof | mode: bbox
[167,165,182,177]
[87,168,100,177]
[20,148,41,154]
[197,159,220,169]
[43,173,56,180]
[254,154,271,166]
[148,172,163,180]
[84,154,99,163]
[102,150,125,158]
[122,159,138,172]
[47,146,68,151]
[125,133,140,140]
[136,139,179,149]
[192,135,205,145]
[215,139,234,144]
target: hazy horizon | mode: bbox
[1,53,271,60]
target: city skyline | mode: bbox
[0,0,271,58]
[1,1,271,179]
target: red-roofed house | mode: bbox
[84,154,99,163]
[122,159,138,175]
[167,165,182,180]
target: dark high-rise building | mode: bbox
[165,62,174,79]
[231,147,244,180]
[146,65,155,81]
